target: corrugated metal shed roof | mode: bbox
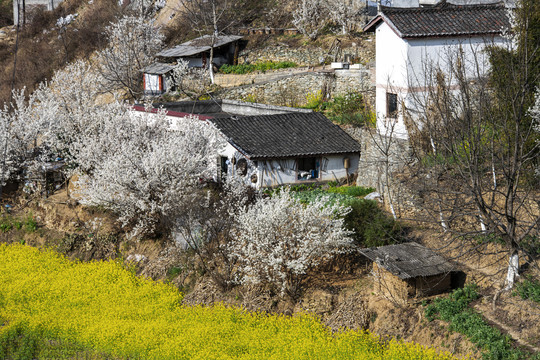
[359,242,455,279]
[364,2,509,38]
[157,35,243,58]
[142,62,174,75]
[209,112,361,159]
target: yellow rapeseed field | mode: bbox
[0,244,464,359]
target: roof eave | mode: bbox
[248,150,361,160]
[363,14,404,38]
[402,30,504,39]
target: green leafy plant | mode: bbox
[326,185,375,198]
[219,61,297,74]
[23,215,37,233]
[325,91,376,127]
[425,285,529,360]
[513,276,540,303]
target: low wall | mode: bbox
[214,68,311,88]
[355,128,420,219]
[221,100,312,116]
[238,34,375,67]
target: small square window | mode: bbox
[386,93,398,117]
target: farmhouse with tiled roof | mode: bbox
[210,112,361,188]
[364,1,510,139]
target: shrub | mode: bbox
[345,199,403,248]
[219,61,298,74]
[326,91,376,127]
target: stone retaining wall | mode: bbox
[239,35,375,67]
[354,128,420,219]
[218,68,375,109]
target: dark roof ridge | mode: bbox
[365,1,509,38]
[380,1,506,12]
[209,112,361,159]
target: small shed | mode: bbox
[359,242,456,303]
[156,34,246,69]
[142,62,174,95]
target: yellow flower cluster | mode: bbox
[0,244,464,359]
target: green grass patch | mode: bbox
[325,91,376,127]
[425,285,531,360]
[219,61,298,74]
[0,214,37,234]
[513,276,540,304]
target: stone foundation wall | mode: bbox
[355,128,420,219]
[218,68,374,109]
[239,35,375,67]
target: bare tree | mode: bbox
[404,2,540,289]
[292,0,328,40]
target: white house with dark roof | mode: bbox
[363,2,510,138]
[131,102,360,188]
[142,35,246,95]
[210,113,361,188]
[156,34,245,69]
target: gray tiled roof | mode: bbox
[157,35,243,58]
[364,2,509,38]
[359,242,455,279]
[210,112,361,159]
[142,62,174,75]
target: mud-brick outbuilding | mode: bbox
[360,242,459,304]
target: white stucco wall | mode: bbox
[375,22,409,139]
[375,20,509,139]
[219,144,360,189]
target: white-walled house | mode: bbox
[210,113,361,189]
[364,2,510,139]
[131,101,360,189]
[142,35,246,95]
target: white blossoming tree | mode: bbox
[0,90,46,198]
[96,15,163,99]
[292,0,327,40]
[77,113,227,238]
[326,0,365,35]
[231,189,353,298]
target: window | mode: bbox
[386,92,398,117]
[297,157,319,180]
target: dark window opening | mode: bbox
[236,158,248,176]
[386,92,398,117]
[297,157,319,180]
[220,156,228,181]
